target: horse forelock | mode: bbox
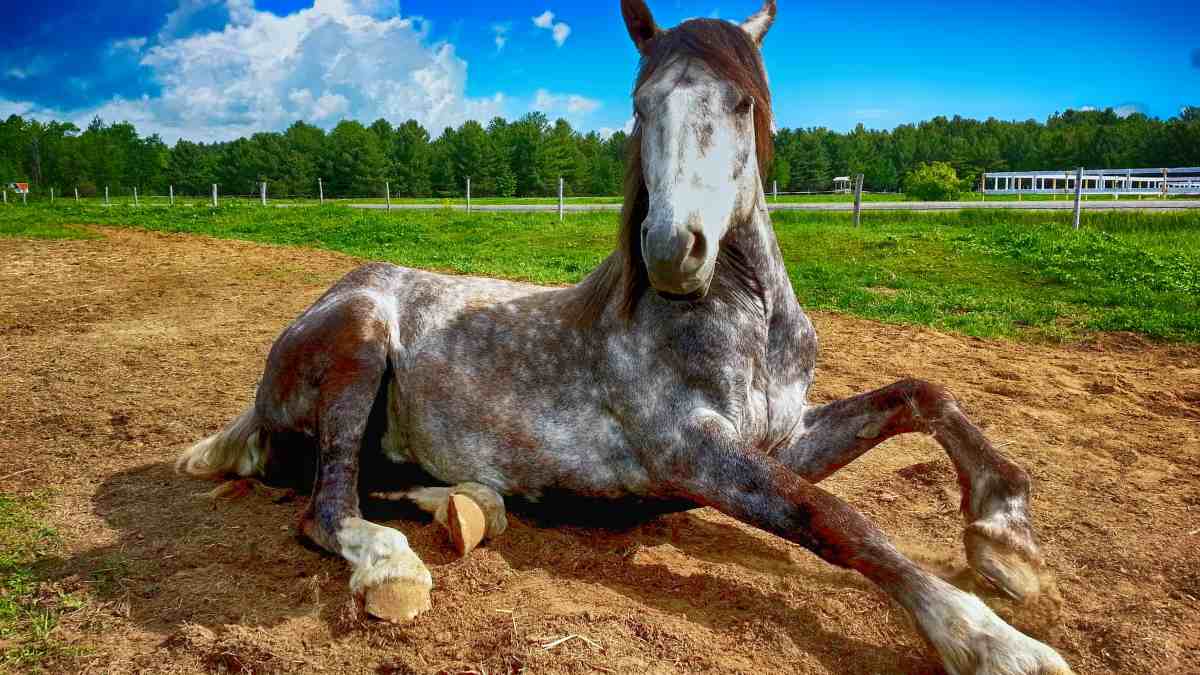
[572,18,773,328]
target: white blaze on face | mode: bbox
[636,57,760,296]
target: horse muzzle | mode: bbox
[642,219,713,298]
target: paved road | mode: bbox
[347,199,1200,213]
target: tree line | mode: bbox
[1,106,1197,198]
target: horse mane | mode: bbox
[572,18,774,326]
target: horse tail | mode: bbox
[176,406,267,478]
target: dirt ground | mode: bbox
[1,226,1197,674]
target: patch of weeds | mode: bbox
[0,492,81,672]
[87,554,134,597]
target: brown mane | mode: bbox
[573,18,774,326]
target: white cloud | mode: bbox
[4,2,635,142]
[492,23,511,52]
[1075,103,1146,118]
[112,37,148,53]
[533,89,600,117]
[160,0,255,41]
[0,99,34,117]
[8,0,505,143]
[598,117,635,139]
[1114,103,1146,118]
[551,23,571,47]
[532,9,571,47]
[6,68,28,80]
[313,0,399,19]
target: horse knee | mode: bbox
[894,378,956,421]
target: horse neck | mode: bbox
[720,183,795,319]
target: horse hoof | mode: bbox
[965,526,1043,602]
[919,586,1073,675]
[447,493,487,557]
[344,526,433,624]
[449,483,508,541]
[363,575,432,623]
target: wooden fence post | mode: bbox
[3,190,7,204]
[49,187,54,204]
[1072,167,1084,229]
[385,181,392,212]
[558,177,564,222]
[261,181,267,206]
[212,184,218,208]
[105,186,110,206]
[772,180,778,202]
[133,186,139,207]
[169,185,174,207]
[852,174,864,227]
[466,177,471,214]
[75,187,79,203]
[1162,168,1169,198]
[318,178,324,205]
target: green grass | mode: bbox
[2,202,1198,342]
[0,210,98,240]
[774,210,1200,340]
[0,493,80,672]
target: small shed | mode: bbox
[833,176,852,193]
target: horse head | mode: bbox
[621,0,776,300]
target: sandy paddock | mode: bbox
[1,227,1197,673]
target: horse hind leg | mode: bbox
[373,483,509,557]
[777,378,1046,602]
[297,346,434,623]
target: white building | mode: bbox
[982,167,1200,196]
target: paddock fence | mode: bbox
[4,170,1199,224]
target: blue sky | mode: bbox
[0,0,1196,143]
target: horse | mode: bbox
[177,2,1073,672]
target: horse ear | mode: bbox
[740,0,776,46]
[621,0,660,55]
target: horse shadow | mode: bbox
[60,460,939,673]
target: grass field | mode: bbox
[6,192,906,207]
[2,202,1198,341]
[0,492,78,670]
[13,191,1197,209]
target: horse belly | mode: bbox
[385,366,651,501]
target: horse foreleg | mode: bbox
[658,446,1072,675]
[777,378,1045,602]
[300,362,432,623]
